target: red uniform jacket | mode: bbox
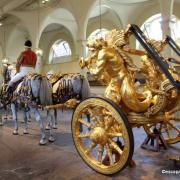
[16,48,37,72]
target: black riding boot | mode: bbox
[6,85,13,95]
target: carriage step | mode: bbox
[141,128,168,152]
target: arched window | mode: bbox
[88,28,109,40]
[137,14,180,49]
[49,40,71,63]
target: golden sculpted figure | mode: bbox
[72,24,179,175]
[80,26,179,114]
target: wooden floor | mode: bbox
[0,109,179,180]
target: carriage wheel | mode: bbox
[143,120,180,144]
[71,97,134,175]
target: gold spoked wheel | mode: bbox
[144,120,180,144]
[71,97,134,175]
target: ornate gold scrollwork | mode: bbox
[76,24,180,174]
[72,97,134,175]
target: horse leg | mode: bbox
[0,114,3,126]
[27,111,31,122]
[45,110,51,130]
[45,109,57,130]
[53,109,58,129]
[23,110,29,134]
[8,106,13,120]
[47,109,55,142]
[31,108,46,145]
[3,107,8,121]
[11,103,18,135]
[0,108,3,126]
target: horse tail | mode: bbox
[81,77,91,100]
[39,76,53,106]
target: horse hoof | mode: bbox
[53,126,58,129]
[48,136,55,142]
[23,130,29,134]
[12,130,18,135]
[45,126,50,130]
[39,139,47,145]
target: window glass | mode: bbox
[88,28,109,40]
[49,40,71,63]
[137,14,180,49]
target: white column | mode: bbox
[76,39,87,77]
[35,53,43,74]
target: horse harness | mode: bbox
[14,74,42,107]
[52,73,84,104]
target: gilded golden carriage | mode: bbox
[71,24,180,175]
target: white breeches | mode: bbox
[9,66,35,86]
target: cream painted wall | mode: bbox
[43,60,80,74]
[6,24,30,62]
[0,43,3,60]
[0,23,29,63]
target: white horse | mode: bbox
[0,64,55,145]
[46,73,91,129]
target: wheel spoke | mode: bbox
[167,122,180,133]
[159,123,163,132]
[78,118,92,128]
[91,116,102,127]
[108,139,123,155]
[164,124,171,139]
[85,142,97,154]
[107,132,123,137]
[97,145,104,164]
[78,132,91,138]
[106,143,113,165]
[99,120,105,128]
[104,116,114,131]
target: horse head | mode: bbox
[2,63,10,83]
[2,63,16,84]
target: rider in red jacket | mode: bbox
[7,40,37,93]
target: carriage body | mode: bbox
[71,24,180,175]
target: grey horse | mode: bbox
[46,73,91,129]
[0,64,55,145]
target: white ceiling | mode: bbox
[15,0,59,11]
[43,23,63,33]
[89,5,109,18]
[0,0,14,8]
[0,0,58,12]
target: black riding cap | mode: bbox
[24,40,32,47]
